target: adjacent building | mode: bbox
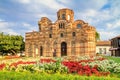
[96,41,111,56]
[110,35,120,56]
[25,8,96,57]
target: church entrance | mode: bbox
[61,42,67,56]
[40,46,43,56]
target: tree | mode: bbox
[0,32,25,55]
[96,32,100,41]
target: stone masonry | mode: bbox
[25,8,96,57]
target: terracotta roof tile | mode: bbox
[96,41,111,46]
[111,35,120,40]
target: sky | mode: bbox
[0,0,120,40]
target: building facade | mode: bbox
[25,8,96,57]
[96,41,111,56]
[110,35,120,56]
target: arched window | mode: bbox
[72,32,76,37]
[59,23,62,29]
[60,33,63,37]
[77,24,81,28]
[62,23,65,28]
[49,34,52,38]
[59,23,65,29]
[62,14,66,20]
[40,46,43,56]
[59,24,60,29]
[60,23,62,28]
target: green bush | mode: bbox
[88,60,120,73]
[39,59,68,74]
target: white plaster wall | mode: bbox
[96,46,111,56]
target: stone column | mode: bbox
[76,42,80,56]
[57,43,61,57]
[68,41,72,56]
[32,44,35,57]
[38,45,40,57]
[84,42,89,56]
[67,41,71,56]
[79,42,85,56]
[43,45,46,57]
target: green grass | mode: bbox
[0,71,119,80]
[105,56,120,63]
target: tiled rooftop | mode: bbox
[96,41,111,46]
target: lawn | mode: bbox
[0,71,119,80]
[105,56,120,63]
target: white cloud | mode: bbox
[110,0,120,16]
[106,23,112,29]
[57,0,69,4]
[74,1,120,41]
[13,0,30,4]
[13,0,67,22]
[35,0,66,10]
[73,0,108,11]
[22,22,37,32]
[99,31,118,40]
[106,20,120,30]
[22,23,31,27]
[76,8,113,25]
[0,21,38,38]
[0,19,5,22]
[0,21,19,35]
[115,20,120,28]
[16,0,66,11]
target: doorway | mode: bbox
[40,46,43,56]
[61,42,67,56]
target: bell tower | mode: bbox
[57,8,74,22]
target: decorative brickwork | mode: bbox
[25,8,96,57]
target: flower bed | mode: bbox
[10,61,36,67]
[4,55,20,59]
[0,56,120,78]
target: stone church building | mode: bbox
[25,8,96,57]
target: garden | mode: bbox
[0,56,120,80]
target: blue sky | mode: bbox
[0,0,120,40]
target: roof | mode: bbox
[111,35,120,40]
[96,41,111,46]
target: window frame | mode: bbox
[49,34,52,38]
[72,32,76,37]
[62,14,66,20]
[60,33,63,38]
[77,24,81,28]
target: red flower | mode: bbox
[40,59,56,63]
[10,61,36,67]
[0,63,6,70]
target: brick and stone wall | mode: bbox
[25,8,96,57]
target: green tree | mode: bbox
[96,32,100,41]
[0,32,25,55]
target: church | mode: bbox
[25,8,96,57]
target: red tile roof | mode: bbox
[96,41,111,46]
[111,35,120,40]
